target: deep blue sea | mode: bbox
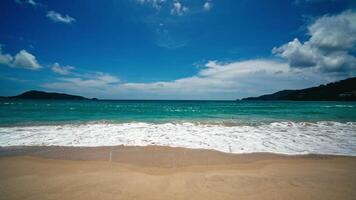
[0,100,355,155]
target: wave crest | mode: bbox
[0,121,355,156]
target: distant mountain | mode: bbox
[1,90,95,100]
[242,77,356,101]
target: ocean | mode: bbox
[0,99,355,155]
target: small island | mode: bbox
[0,90,96,100]
[241,77,356,101]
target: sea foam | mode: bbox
[0,121,355,156]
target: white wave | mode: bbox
[321,105,355,108]
[0,121,355,156]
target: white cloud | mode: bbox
[119,60,318,98]
[308,10,356,50]
[273,10,356,73]
[44,72,120,96]
[46,10,76,24]
[51,63,75,75]
[272,38,317,68]
[170,1,188,16]
[43,59,335,100]
[203,1,212,11]
[0,45,41,70]
[12,50,41,70]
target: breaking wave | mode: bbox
[0,121,355,156]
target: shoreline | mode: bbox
[1,145,355,159]
[1,121,355,156]
[1,146,355,199]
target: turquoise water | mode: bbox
[1,100,355,126]
[1,100,355,155]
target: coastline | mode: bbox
[1,145,355,200]
[1,121,355,156]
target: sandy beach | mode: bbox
[2,0,356,199]
[0,146,355,200]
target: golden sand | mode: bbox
[0,146,355,200]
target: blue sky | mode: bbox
[0,0,355,99]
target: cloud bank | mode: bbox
[44,59,334,99]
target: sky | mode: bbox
[0,0,355,100]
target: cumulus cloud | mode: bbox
[308,11,356,50]
[0,46,41,70]
[272,38,317,68]
[12,50,42,70]
[46,10,76,24]
[273,10,356,74]
[51,63,75,75]
[170,1,188,16]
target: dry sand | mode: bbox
[0,146,355,200]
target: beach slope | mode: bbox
[0,146,355,200]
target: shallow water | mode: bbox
[0,100,355,155]
[1,100,355,125]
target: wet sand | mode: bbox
[0,146,355,200]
